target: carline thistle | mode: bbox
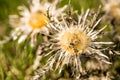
[33,9,113,79]
[9,0,67,47]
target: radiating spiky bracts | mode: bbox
[34,9,113,79]
[9,0,67,47]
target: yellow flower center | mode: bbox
[29,11,49,29]
[59,28,90,56]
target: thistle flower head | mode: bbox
[9,0,67,47]
[35,9,113,79]
[58,25,90,56]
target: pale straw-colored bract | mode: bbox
[9,0,67,47]
[33,9,113,79]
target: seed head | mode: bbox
[58,28,90,56]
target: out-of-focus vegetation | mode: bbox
[0,0,120,80]
[0,0,28,38]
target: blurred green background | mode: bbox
[0,0,120,80]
